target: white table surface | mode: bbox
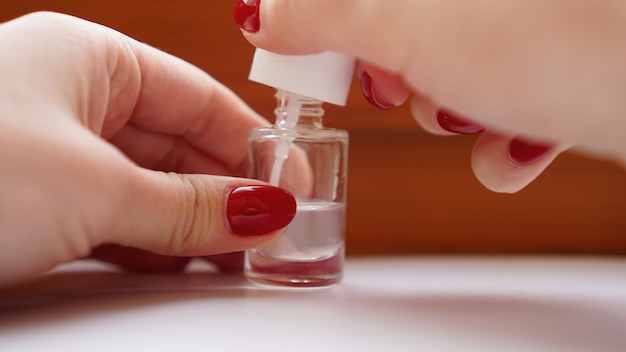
[1,256,625,352]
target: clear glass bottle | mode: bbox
[244,89,349,287]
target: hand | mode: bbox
[234,0,626,193]
[0,12,296,286]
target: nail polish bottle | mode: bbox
[245,49,355,287]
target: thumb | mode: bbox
[105,167,296,257]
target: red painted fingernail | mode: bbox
[361,72,394,110]
[436,109,485,134]
[226,185,296,236]
[234,0,261,33]
[508,138,553,165]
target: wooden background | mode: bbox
[1,1,624,255]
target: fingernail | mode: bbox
[436,109,485,134]
[234,0,261,33]
[508,138,553,165]
[361,72,394,110]
[226,185,296,236]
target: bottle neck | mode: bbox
[274,90,324,129]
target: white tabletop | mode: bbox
[1,256,625,352]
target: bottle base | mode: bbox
[245,250,343,288]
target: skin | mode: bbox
[242,0,626,192]
[3,1,626,285]
[0,12,284,286]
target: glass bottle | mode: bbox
[244,89,349,287]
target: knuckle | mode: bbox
[167,175,215,254]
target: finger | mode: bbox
[105,40,269,174]
[359,67,483,136]
[90,245,245,274]
[357,62,410,109]
[90,244,191,273]
[236,0,415,71]
[410,96,485,136]
[411,97,561,194]
[471,132,564,193]
[248,139,314,198]
[109,123,241,176]
[203,252,245,273]
[3,12,267,176]
[91,247,247,273]
[237,0,626,162]
[103,168,296,258]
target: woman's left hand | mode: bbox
[0,12,296,286]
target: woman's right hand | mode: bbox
[235,0,626,193]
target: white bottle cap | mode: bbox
[249,49,356,106]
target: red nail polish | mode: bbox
[361,72,394,110]
[227,185,296,236]
[436,109,485,134]
[508,138,553,165]
[234,0,261,33]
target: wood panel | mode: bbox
[1,1,624,254]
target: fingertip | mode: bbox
[110,169,293,259]
[410,96,486,136]
[360,72,394,110]
[358,66,410,110]
[436,110,485,135]
[233,0,353,56]
[409,95,443,134]
[508,138,554,166]
[226,185,296,237]
[234,0,315,55]
[471,133,561,193]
